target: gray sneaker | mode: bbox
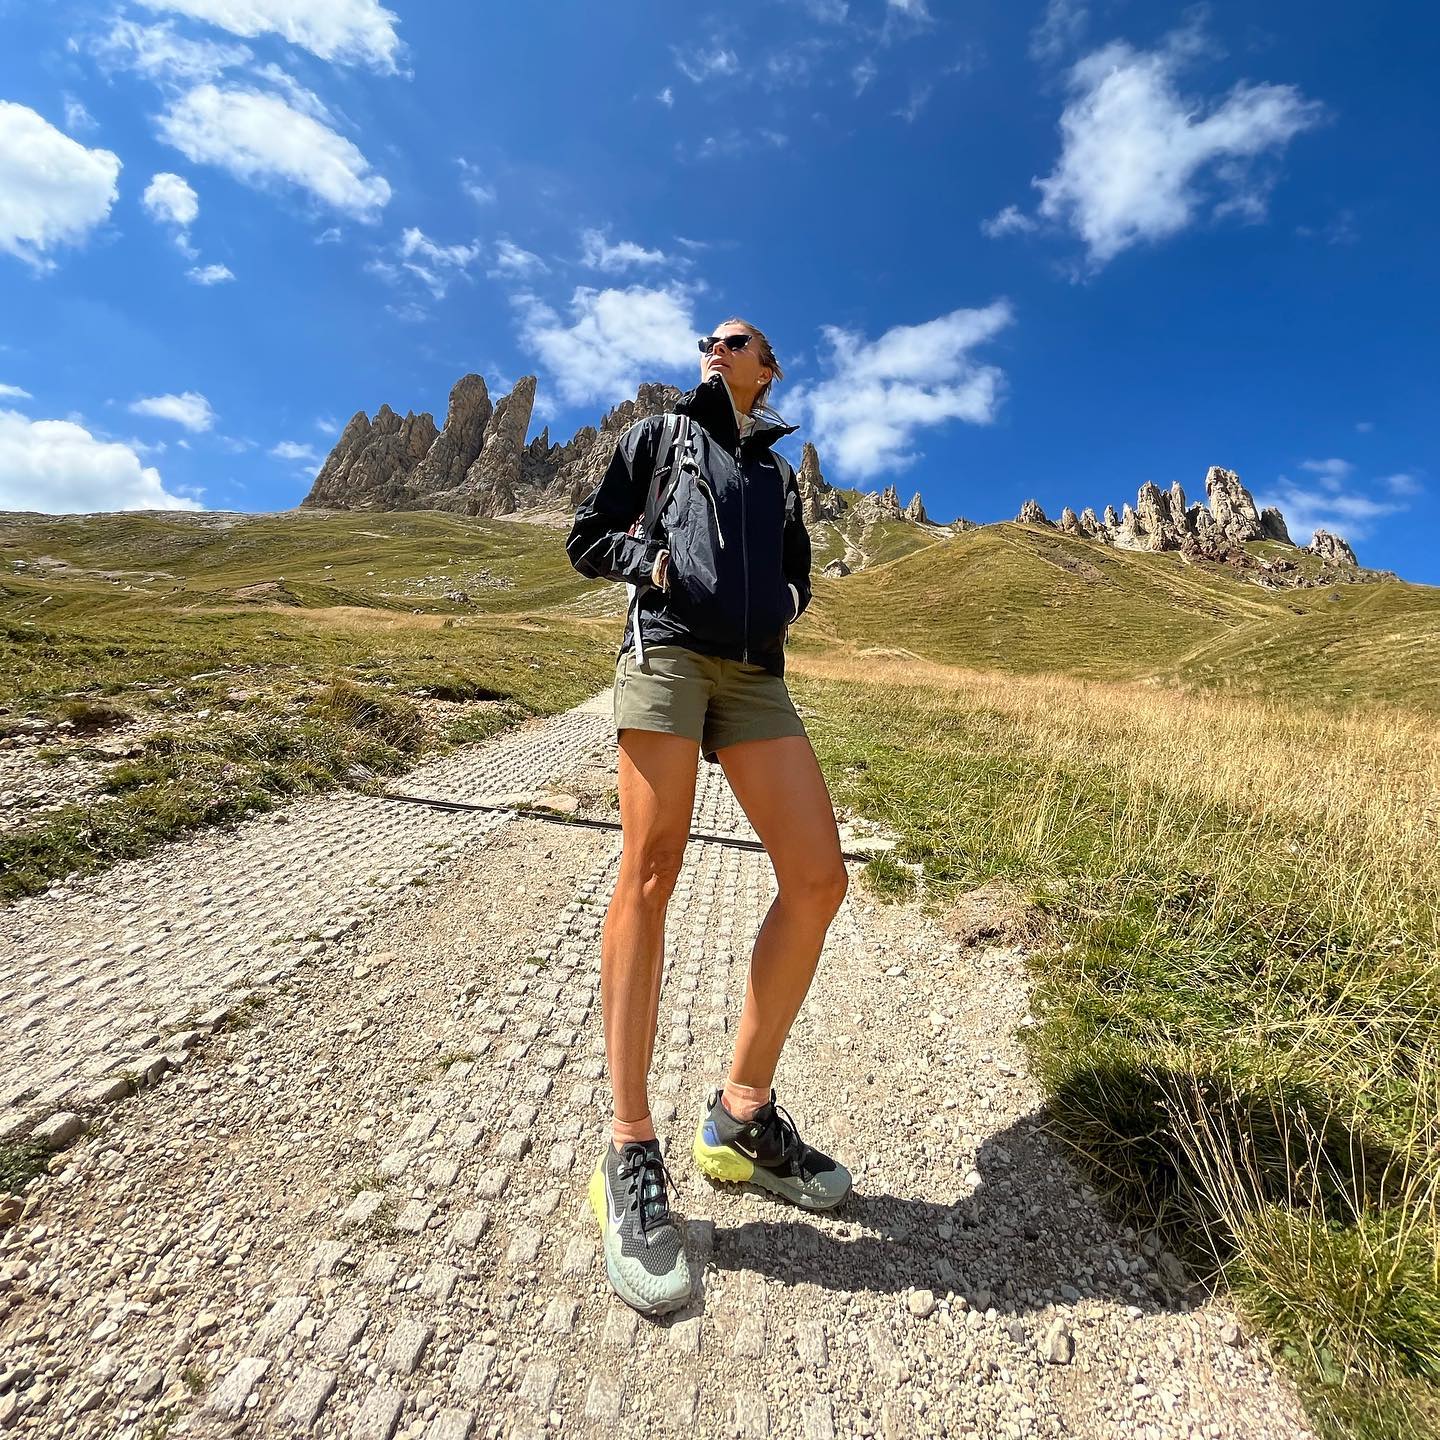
[588,1140,691,1315]
[693,1089,852,1211]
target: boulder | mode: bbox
[822,557,851,577]
[1058,507,1080,535]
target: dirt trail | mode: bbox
[0,692,1315,1439]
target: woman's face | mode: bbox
[699,321,772,402]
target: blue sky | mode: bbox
[2,0,1436,581]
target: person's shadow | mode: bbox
[658,1108,1184,1328]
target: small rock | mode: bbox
[1043,1320,1075,1365]
[1220,1322,1243,1348]
[908,1290,936,1319]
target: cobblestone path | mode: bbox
[0,693,1315,1439]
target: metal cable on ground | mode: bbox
[379,791,878,863]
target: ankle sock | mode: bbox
[612,1112,657,1147]
[722,1081,772,1123]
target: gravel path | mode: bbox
[0,691,1316,1439]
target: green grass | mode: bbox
[800,523,1440,711]
[793,659,1440,1440]
[0,509,615,900]
[0,1140,50,1192]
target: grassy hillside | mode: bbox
[805,489,943,571]
[793,652,1440,1440]
[0,509,611,898]
[800,522,1440,711]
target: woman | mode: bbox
[566,319,851,1316]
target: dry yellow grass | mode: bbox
[792,648,1440,1436]
[793,648,1440,947]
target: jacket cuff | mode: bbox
[618,534,663,586]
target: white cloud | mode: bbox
[456,158,495,205]
[1030,0,1088,64]
[789,301,1014,481]
[488,238,548,279]
[187,261,235,283]
[516,282,698,407]
[93,19,252,84]
[271,439,320,464]
[0,102,121,271]
[888,0,931,17]
[1030,34,1323,267]
[388,226,480,298]
[657,86,674,108]
[157,83,391,220]
[1297,457,1354,488]
[0,384,33,400]
[142,172,200,255]
[894,84,932,124]
[0,409,200,513]
[137,0,403,72]
[1257,458,1413,542]
[580,229,668,272]
[852,58,877,95]
[675,48,739,83]
[64,96,98,133]
[981,204,1038,238]
[130,391,217,431]
[1355,420,1374,434]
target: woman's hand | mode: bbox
[651,548,671,591]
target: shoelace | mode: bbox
[617,1143,677,1235]
[757,1103,816,1182]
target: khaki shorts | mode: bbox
[614,644,807,762]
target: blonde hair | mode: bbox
[718,317,784,418]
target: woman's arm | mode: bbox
[565,419,665,585]
[782,472,813,620]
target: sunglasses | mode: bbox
[698,333,753,356]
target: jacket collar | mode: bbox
[674,373,798,454]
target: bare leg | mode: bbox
[715,734,849,1110]
[603,729,700,1143]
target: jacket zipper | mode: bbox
[696,476,725,548]
[738,434,749,663]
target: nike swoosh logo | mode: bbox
[733,1141,759,1159]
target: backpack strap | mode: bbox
[625,412,690,672]
[641,413,689,540]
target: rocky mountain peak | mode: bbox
[797,442,845,523]
[1307,529,1358,567]
[1016,499,1053,527]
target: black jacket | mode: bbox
[565,374,813,677]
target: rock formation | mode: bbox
[1259,507,1293,544]
[904,492,930,525]
[435,375,537,517]
[1019,465,1369,583]
[822,557,851,577]
[796,443,845,523]
[406,374,491,496]
[1307,529,1358,567]
[303,406,439,511]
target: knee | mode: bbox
[621,840,688,909]
[784,861,849,919]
